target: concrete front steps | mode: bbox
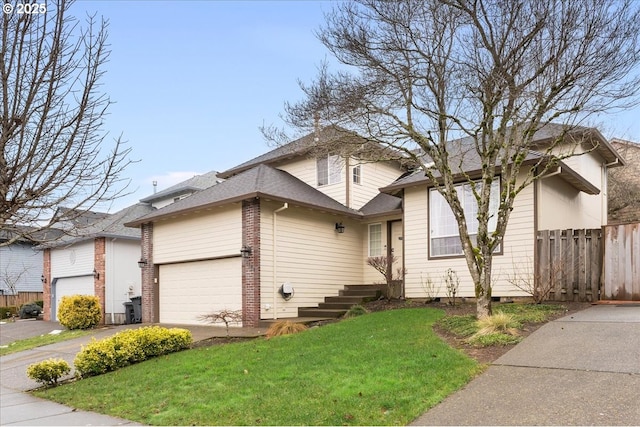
[298,284,381,318]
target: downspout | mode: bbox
[272,203,288,319]
[109,239,116,325]
[601,159,618,226]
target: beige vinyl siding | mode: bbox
[153,205,241,264]
[50,241,94,278]
[351,161,404,209]
[404,172,535,298]
[538,150,606,229]
[105,239,142,322]
[259,200,363,319]
[278,156,347,205]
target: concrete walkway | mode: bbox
[411,304,640,426]
[0,320,266,426]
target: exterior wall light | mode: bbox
[41,274,46,284]
[137,258,147,268]
[240,245,252,258]
[93,268,100,279]
[335,222,346,233]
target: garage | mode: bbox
[52,276,94,321]
[159,258,242,325]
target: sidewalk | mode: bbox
[411,304,640,426]
[0,320,266,426]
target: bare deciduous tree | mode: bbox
[265,0,640,317]
[1,0,133,247]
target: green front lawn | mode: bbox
[36,308,481,426]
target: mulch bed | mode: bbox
[363,298,593,365]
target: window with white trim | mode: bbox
[317,155,342,186]
[429,179,500,257]
[352,164,362,185]
[368,223,383,257]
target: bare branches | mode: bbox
[275,0,640,317]
[0,0,133,246]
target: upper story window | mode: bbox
[429,179,500,257]
[352,164,362,185]
[317,155,342,186]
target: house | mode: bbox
[608,139,640,225]
[0,227,60,299]
[40,171,223,324]
[125,125,623,327]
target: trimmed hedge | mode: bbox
[74,326,193,377]
[58,295,102,330]
[27,358,71,387]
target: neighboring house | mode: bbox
[0,228,49,297]
[608,139,640,225]
[40,171,223,324]
[125,125,623,327]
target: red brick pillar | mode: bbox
[242,198,261,327]
[141,222,158,323]
[42,248,52,321]
[94,237,106,325]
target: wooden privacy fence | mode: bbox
[602,223,640,301]
[0,291,44,307]
[536,229,602,302]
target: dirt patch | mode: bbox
[363,298,593,365]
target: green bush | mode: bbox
[34,300,44,308]
[0,306,18,319]
[19,302,42,319]
[74,326,192,377]
[26,358,71,387]
[57,295,102,330]
[343,304,369,318]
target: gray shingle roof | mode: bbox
[219,127,348,178]
[126,164,362,227]
[360,193,403,218]
[381,123,617,193]
[140,170,222,203]
[44,203,156,247]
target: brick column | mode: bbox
[141,222,158,323]
[94,237,106,325]
[242,198,261,327]
[42,248,52,321]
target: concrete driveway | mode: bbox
[412,304,640,426]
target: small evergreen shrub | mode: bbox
[34,300,44,308]
[74,326,192,377]
[19,302,42,319]
[0,306,18,319]
[343,304,369,318]
[57,295,102,330]
[26,358,71,387]
[265,321,308,339]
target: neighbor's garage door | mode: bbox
[53,276,94,321]
[159,258,242,325]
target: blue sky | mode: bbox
[75,1,640,213]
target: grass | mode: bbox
[0,329,91,356]
[36,309,481,426]
[438,303,565,347]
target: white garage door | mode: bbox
[159,258,242,325]
[53,276,94,321]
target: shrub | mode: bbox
[19,302,42,319]
[57,295,102,330]
[34,300,44,308]
[265,321,308,339]
[26,358,71,387]
[0,306,18,319]
[343,304,369,318]
[474,312,521,337]
[74,326,192,377]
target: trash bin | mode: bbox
[130,296,142,323]
[122,301,135,324]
